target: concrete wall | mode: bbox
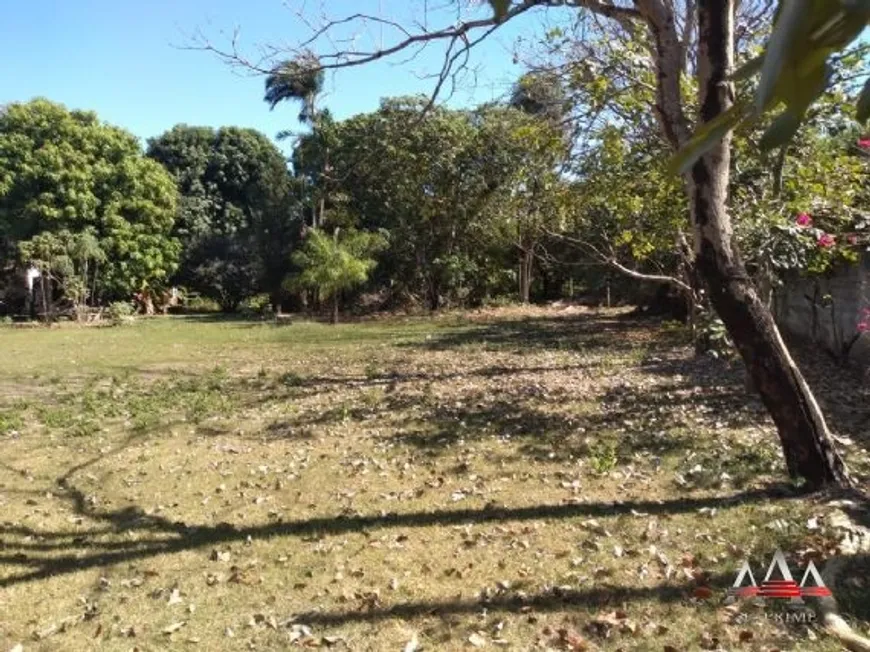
[774,255,870,365]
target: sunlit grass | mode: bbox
[0,308,863,651]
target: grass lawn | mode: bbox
[0,307,868,651]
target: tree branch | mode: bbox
[635,0,692,148]
[548,229,693,292]
[190,1,549,76]
[559,0,642,24]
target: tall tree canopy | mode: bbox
[147,125,300,310]
[0,98,179,306]
[307,97,568,308]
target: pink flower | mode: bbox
[796,213,812,227]
[818,233,836,248]
[858,321,870,333]
[858,138,870,150]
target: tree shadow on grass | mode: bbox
[0,453,795,590]
[267,365,768,470]
[406,312,684,355]
[291,573,734,626]
[290,554,870,633]
[383,388,773,486]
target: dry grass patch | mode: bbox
[0,308,867,651]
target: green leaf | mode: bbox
[759,110,802,150]
[488,0,511,21]
[755,0,812,112]
[668,101,753,176]
[857,76,870,124]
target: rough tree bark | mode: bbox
[685,0,850,488]
[519,246,533,304]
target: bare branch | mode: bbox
[559,0,642,24]
[549,229,693,292]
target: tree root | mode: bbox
[818,570,870,651]
[820,502,870,651]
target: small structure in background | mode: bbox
[25,266,41,319]
[25,266,41,291]
[133,286,181,316]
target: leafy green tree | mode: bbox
[0,99,179,307]
[321,97,481,309]
[147,125,299,310]
[286,96,577,307]
[674,1,870,172]
[472,104,571,302]
[289,229,381,323]
[18,228,106,320]
[266,53,332,229]
[191,234,262,312]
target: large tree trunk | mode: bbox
[690,0,849,488]
[271,288,283,316]
[40,275,50,322]
[519,247,533,304]
[331,293,339,324]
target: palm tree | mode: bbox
[264,52,324,124]
[289,229,380,324]
[264,52,329,229]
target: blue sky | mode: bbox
[1,0,562,150]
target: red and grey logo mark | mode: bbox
[729,550,832,601]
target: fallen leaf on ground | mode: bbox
[162,621,186,635]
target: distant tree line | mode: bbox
[1,41,867,325]
[0,84,589,321]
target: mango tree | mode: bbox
[0,99,179,309]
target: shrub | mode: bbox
[107,301,135,325]
[185,295,221,313]
[0,410,24,435]
[240,294,275,319]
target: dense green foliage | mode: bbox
[290,96,572,309]
[146,125,300,311]
[3,79,867,318]
[289,228,382,322]
[0,99,179,313]
[525,11,870,317]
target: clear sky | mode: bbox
[1,0,562,151]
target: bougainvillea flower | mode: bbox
[817,234,836,248]
[796,213,812,227]
[858,138,870,149]
[858,320,870,333]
